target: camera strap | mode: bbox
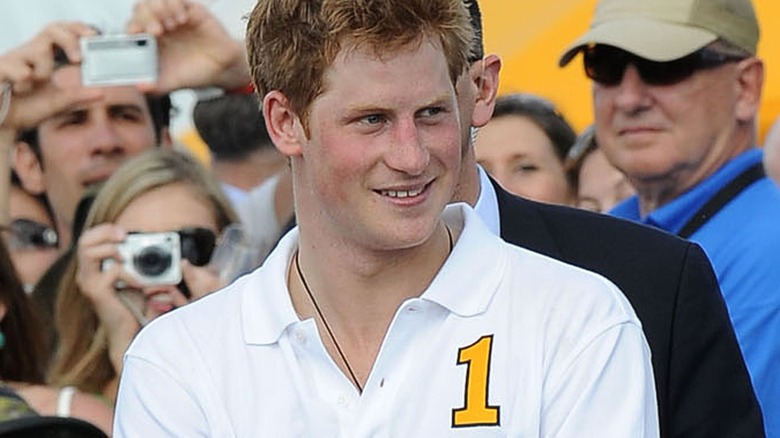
[677,162,765,239]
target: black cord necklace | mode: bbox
[294,223,454,394]
[295,249,363,392]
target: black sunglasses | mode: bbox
[583,45,746,86]
[177,227,218,267]
[0,219,59,250]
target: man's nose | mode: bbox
[88,119,123,155]
[386,119,430,175]
[612,64,652,111]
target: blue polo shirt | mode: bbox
[612,148,780,436]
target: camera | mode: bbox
[102,232,182,286]
[80,34,158,87]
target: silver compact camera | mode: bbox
[80,34,158,87]
[102,232,182,286]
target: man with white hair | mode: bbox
[560,0,780,434]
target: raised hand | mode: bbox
[126,0,251,93]
[0,22,103,130]
[75,223,141,374]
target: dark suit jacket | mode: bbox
[492,179,764,438]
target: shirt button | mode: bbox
[295,330,307,344]
[338,395,347,406]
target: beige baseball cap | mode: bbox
[559,0,759,67]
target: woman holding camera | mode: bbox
[47,149,238,404]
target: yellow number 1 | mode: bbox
[452,335,500,427]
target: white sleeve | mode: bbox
[113,353,210,438]
[542,322,659,437]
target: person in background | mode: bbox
[559,0,780,433]
[1,21,173,250]
[763,115,780,185]
[565,125,635,213]
[113,0,658,436]
[475,92,576,205]
[235,165,294,263]
[3,173,59,292]
[192,92,287,208]
[0,0,251,356]
[48,149,237,405]
[0,0,251,255]
[453,0,764,436]
[193,92,294,262]
[0,239,112,434]
[0,22,173,346]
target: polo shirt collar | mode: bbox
[240,229,301,346]
[421,203,504,317]
[240,204,505,345]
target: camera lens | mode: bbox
[136,39,147,47]
[133,245,172,276]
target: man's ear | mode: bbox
[734,58,763,123]
[263,91,304,157]
[472,54,502,129]
[13,141,46,195]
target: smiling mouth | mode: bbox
[379,186,426,198]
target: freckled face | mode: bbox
[294,38,463,250]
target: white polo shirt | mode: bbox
[114,204,658,437]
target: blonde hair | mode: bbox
[245,0,474,132]
[48,149,238,397]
